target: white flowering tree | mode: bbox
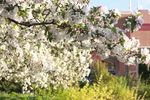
[0,0,149,93]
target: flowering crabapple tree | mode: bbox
[0,0,149,93]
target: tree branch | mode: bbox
[7,18,71,28]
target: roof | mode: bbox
[139,23,150,31]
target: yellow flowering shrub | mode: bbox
[66,83,113,100]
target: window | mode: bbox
[103,57,119,75]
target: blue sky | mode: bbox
[89,0,150,11]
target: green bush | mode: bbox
[139,64,150,82]
[0,78,22,93]
[137,80,150,100]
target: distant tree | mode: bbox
[139,64,150,81]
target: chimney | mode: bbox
[129,0,132,12]
[138,2,142,10]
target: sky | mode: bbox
[89,0,150,11]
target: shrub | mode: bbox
[33,61,145,100]
[0,61,147,100]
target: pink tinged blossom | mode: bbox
[113,9,121,16]
[99,6,108,14]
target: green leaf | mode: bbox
[55,20,60,24]
[62,11,65,18]
[131,20,136,33]
[17,9,27,16]
[119,31,123,36]
[136,13,142,16]
[31,4,35,9]
[93,7,97,12]
[47,32,53,42]
[119,38,125,46]
[70,32,74,37]
[112,27,116,33]
[0,1,3,4]
[36,44,41,49]
[67,28,72,34]
[6,6,15,12]
[78,23,83,27]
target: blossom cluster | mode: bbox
[0,0,149,93]
[123,11,144,32]
[0,22,92,92]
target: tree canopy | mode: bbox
[0,0,149,93]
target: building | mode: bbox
[91,10,150,77]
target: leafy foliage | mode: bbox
[0,61,147,100]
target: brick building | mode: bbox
[91,10,150,77]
